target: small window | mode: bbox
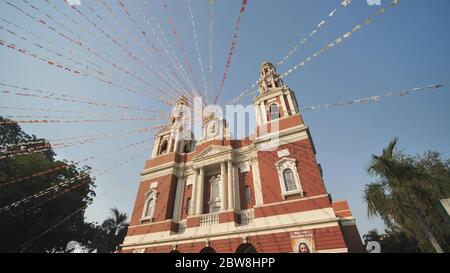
[264,68,269,74]
[267,81,273,88]
[283,169,297,192]
[244,186,251,206]
[269,104,280,121]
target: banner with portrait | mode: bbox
[290,230,316,253]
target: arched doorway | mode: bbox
[200,247,216,253]
[235,243,257,253]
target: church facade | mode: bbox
[119,62,364,253]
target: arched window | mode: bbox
[269,104,280,121]
[200,247,216,253]
[186,197,191,216]
[236,243,257,253]
[244,186,251,206]
[159,140,168,155]
[183,143,191,153]
[283,169,297,192]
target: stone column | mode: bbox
[234,163,241,211]
[286,93,297,115]
[227,161,234,210]
[280,94,289,117]
[167,131,174,153]
[260,103,268,124]
[172,176,185,221]
[152,136,161,157]
[251,158,264,206]
[191,168,198,215]
[254,105,262,126]
[220,161,227,211]
[196,167,205,215]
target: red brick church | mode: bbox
[119,62,364,253]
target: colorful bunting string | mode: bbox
[276,0,353,67]
[214,0,249,104]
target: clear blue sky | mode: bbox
[1,0,449,236]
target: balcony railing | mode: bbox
[200,212,219,226]
[239,209,255,226]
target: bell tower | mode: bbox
[254,62,300,127]
[151,96,195,157]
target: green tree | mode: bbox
[94,208,129,253]
[0,117,97,252]
[363,138,450,253]
[363,228,422,253]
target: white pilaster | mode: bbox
[260,102,268,124]
[196,167,205,215]
[172,176,185,221]
[191,168,198,215]
[280,94,289,117]
[254,105,262,126]
[251,158,264,206]
[286,93,296,115]
[167,132,174,153]
[227,161,234,210]
[220,161,227,211]
[151,136,161,157]
[234,164,241,211]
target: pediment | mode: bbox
[192,145,232,162]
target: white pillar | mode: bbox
[191,169,198,215]
[254,105,262,126]
[173,176,185,221]
[220,161,227,211]
[251,159,264,206]
[227,161,234,210]
[174,133,180,154]
[286,93,296,115]
[152,136,161,157]
[168,131,174,153]
[196,167,205,215]
[260,103,268,124]
[234,163,241,211]
[280,94,289,117]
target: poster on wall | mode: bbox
[289,230,316,253]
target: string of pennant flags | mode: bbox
[139,0,194,95]
[188,0,209,102]
[44,0,169,97]
[300,83,447,112]
[135,0,196,95]
[276,0,353,67]
[108,0,189,99]
[229,0,401,104]
[0,125,165,161]
[0,146,151,214]
[66,1,182,103]
[209,0,215,101]
[0,85,168,114]
[161,0,204,98]
[214,0,249,105]
[12,147,151,252]
[0,138,151,189]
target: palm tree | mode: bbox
[363,138,450,253]
[99,208,128,253]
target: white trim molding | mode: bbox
[275,157,304,199]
